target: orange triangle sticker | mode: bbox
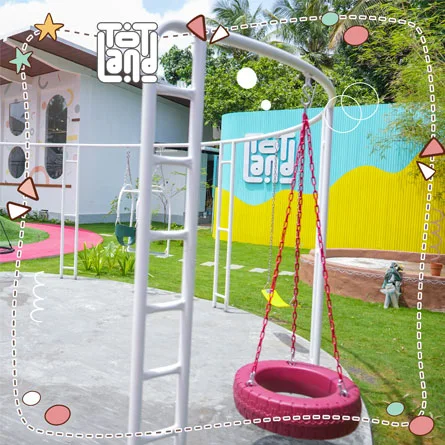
[419,137,445,158]
[17,177,39,201]
[186,15,207,41]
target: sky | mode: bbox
[0,0,277,52]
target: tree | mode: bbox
[210,0,295,59]
[265,0,332,68]
[159,45,192,86]
[343,1,445,201]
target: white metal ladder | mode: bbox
[212,142,236,312]
[127,22,207,445]
[59,144,80,279]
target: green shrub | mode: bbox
[117,249,136,277]
[91,244,105,276]
[79,242,93,271]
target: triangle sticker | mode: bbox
[416,162,436,181]
[17,177,39,201]
[6,202,32,221]
[419,137,445,158]
[210,25,230,44]
[186,15,207,41]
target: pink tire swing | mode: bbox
[233,110,362,440]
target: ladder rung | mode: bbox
[150,229,188,241]
[144,363,181,380]
[63,266,75,270]
[220,160,232,165]
[63,214,76,217]
[217,228,229,233]
[146,299,184,314]
[157,83,195,100]
[66,160,78,164]
[142,425,177,443]
[153,154,192,168]
[214,292,226,300]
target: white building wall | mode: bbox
[77,76,207,224]
[0,71,80,217]
[1,70,213,225]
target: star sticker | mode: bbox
[9,47,33,73]
[34,13,64,41]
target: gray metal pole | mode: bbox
[127,81,158,443]
[175,36,207,445]
[309,105,334,365]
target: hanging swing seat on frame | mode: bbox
[115,223,136,247]
[261,288,289,308]
[233,108,362,441]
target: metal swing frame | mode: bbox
[127,19,335,445]
[211,33,336,368]
[115,156,173,258]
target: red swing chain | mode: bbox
[249,116,307,383]
[306,115,346,394]
[249,112,346,395]
[289,122,306,363]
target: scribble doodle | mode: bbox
[30,271,45,324]
[430,208,444,260]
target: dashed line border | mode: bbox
[10,12,436,438]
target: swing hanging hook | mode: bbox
[301,76,314,112]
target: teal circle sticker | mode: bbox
[322,12,339,26]
[387,402,405,416]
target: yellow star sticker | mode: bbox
[34,13,64,41]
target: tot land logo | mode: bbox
[97,22,159,84]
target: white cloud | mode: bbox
[0,0,213,54]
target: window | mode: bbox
[45,95,67,179]
[9,101,25,136]
[8,146,25,178]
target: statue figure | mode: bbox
[380,262,403,309]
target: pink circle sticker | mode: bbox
[344,26,369,46]
[409,416,434,436]
[44,405,71,426]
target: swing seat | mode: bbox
[0,246,15,255]
[262,289,290,308]
[233,360,362,440]
[115,224,136,247]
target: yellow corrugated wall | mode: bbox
[212,159,444,253]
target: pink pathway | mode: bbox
[0,223,103,263]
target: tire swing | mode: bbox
[233,104,362,440]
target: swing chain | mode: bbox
[306,112,347,397]
[265,140,279,289]
[301,77,314,112]
[289,121,307,364]
[249,120,307,382]
[250,112,347,397]
[124,150,133,186]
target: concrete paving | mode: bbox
[0,273,373,445]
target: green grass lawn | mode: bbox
[1,222,443,445]
[0,215,49,246]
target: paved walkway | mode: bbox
[0,223,103,263]
[0,273,373,445]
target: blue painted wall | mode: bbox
[220,104,417,206]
